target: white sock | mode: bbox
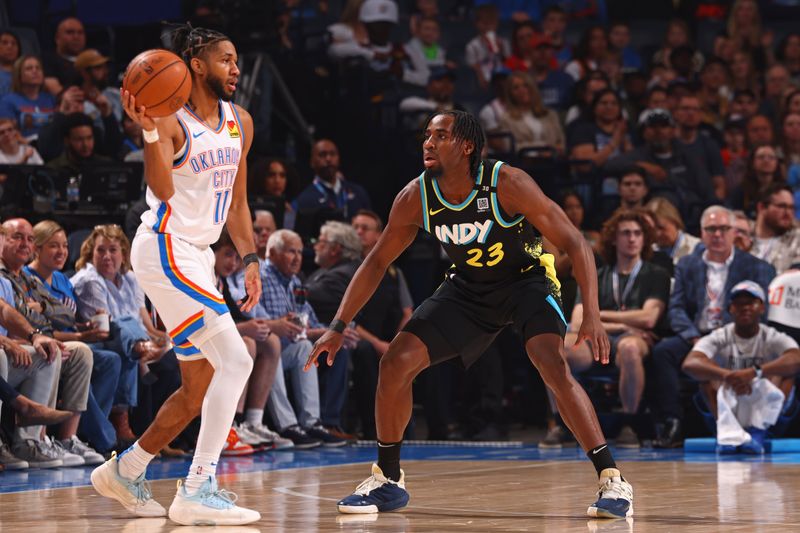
[117,441,155,480]
[245,408,264,426]
[183,313,253,496]
[184,452,218,494]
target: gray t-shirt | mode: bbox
[693,323,799,370]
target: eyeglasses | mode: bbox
[702,225,732,234]
[769,202,796,211]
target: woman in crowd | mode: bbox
[652,19,704,73]
[0,31,21,97]
[0,55,55,140]
[564,26,608,81]
[645,197,701,267]
[729,144,786,217]
[491,71,564,155]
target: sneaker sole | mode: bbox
[587,503,634,519]
[27,459,63,468]
[1,461,29,470]
[169,503,260,526]
[291,442,322,450]
[91,464,167,517]
[338,493,410,514]
[321,441,349,448]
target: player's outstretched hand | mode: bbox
[240,262,261,313]
[304,329,344,371]
[120,88,156,131]
[576,314,610,365]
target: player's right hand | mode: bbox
[304,329,344,371]
[120,88,157,131]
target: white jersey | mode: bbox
[141,100,244,246]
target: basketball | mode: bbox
[122,49,191,117]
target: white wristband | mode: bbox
[142,128,159,143]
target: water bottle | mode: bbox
[67,176,80,210]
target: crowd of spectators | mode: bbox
[2,0,800,471]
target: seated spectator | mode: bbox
[528,32,574,112]
[728,144,785,219]
[721,117,748,193]
[403,16,451,87]
[730,89,759,120]
[674,94,726,200]
[74,49,123,124]
[210,229,291,452]
[70,225,171,444]
[561,210,671,448]
[541,5,571,68]
[42,17,86,95]
[564,71,609,128]
[249,158,295,229]
[608,21,642,72]
[408,0,438,38]
[564,26,608,81]
[478,70,510,147]
[650,206,776,448]
[119,113,143,161]
[777,112,800,166]
[491,72,564,155]
[652,19,704,73]
[504,21,537,72]
[732,210,755,252]
[569,88,632,171]
[608,108,715,224]
[25,220,124,455]
[643,86,668,113]
[0,31,21,97]
[39,94,122,162]
[259,229,349,448]
[682,281,800,454]
[326,0,371,63]
[786,90,800,117]
[645,196,699,271]
[292,139,371,240]
[0,118,43,164]
[760,64,791,124]
[768,262,800,342]
[45,112,113,174]
[729,50,761,96]
[778,33,800,83]
[746,114,775,150]
[0,56,56,141]
[0,218,95,466]
[697,58,730,132]
[618,166,649,210]
[349,209,413,437]
[306,221,363,438]
[399,67,464,130]
[727,0,773,67]
[751,184,800,274]
[464,4,510,91]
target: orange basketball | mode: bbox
[122,49,191,117]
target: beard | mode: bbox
[424,164,443,180]
[207,73,233,102]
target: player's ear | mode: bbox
[463,140,475,156]
[189,57,205,76]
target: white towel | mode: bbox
[716,378,785,446]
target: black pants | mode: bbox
[650,335,693,420]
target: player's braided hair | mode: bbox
[424,110,485,176]
[169,23,229,66]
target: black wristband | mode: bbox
[243,253,259,268]
[27,328,43,342]
[329,319,347,334]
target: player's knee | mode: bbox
[616,340,643,369]
[535,352,571,387]
[379,350,426,383]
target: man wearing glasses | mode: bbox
[649,205,776,448]
[751,183,800,274]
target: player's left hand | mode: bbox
[240,262,261,313]
[576,313,610,365]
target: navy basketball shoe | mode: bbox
[337,464,410,514]
[587,468,634,519]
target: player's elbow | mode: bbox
[149,183,174,202]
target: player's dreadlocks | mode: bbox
[424,110,485,176]
[169,23,230,66]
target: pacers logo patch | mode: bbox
[227,120,240,138]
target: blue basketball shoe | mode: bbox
[587,468,634,519]
[337,464,410,514]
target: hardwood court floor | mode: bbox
[2,459,800,532]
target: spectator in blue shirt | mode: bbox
[0,31,21,98]
[0,56,56,141]
[608,21,642,72]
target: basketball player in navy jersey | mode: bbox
[90,26,262,525]
[306,110,634,519]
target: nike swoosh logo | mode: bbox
[428,207,446,216]
[377,442,397,448]
[592,445,608,455]
[192,131,206,139]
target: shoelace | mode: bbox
[200,486,238,508]
[597,477,632,501]
[353,473,388,496]
[125,475,154,503]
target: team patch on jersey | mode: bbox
[227,120,240,138]
[434,220,494,245]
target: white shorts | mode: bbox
[131,225,229,361]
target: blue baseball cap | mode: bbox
[729,280,765,301]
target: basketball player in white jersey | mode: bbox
[90,26,262,526]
